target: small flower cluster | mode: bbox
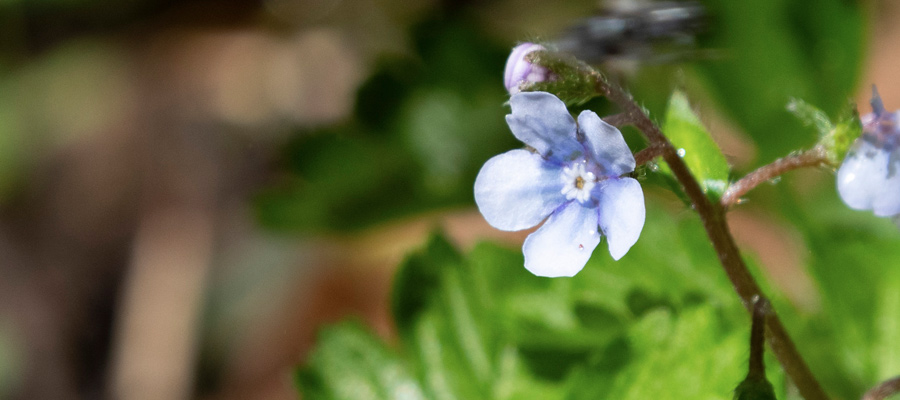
[837,87,900,217]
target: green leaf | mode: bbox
[786,98,835,137]
[300,206,791,400]
[297,321,427,400]
[827,114,863,164]
[391,233,465,335]
[408,310,487,400]
[392,233,500,399]
[786,98,861,164]
[659,91,730,199]
[569,306,785,400]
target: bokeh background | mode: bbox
[0,0,898,399]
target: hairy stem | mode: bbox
[633,145,666,167]
[602,112,634,128]
[592,72,829,400]
[748,296,769,380]
[862,377,900,400]
[721,148,833,208]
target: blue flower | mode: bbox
[504,43,554,95]
[474,91,645,277]
[837,87,900,217]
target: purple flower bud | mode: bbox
[503,43,553,95]
[837,86,900,217]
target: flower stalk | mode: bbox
[590,69,830,400]
[632,144,666,167]
[862,376,900,400]
[602,112,635,128]
[734,297,777,400]
[720,147,833,208]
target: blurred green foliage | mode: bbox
[298,201,900,399]
[298,206,791,400]
[791,200,900,398]
[260,0,868,231]
[283,0,900,398]
[695,0,866,163]
[255,16,513,231]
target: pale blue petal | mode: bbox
[474,149,567,231]
[522,202,600,277]
[506,92,582,162]
[577,110,635,177]
[596,178,645,260]
[837,138,900,216]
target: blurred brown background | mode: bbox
[0,0,599,399]
[1,0,899,399]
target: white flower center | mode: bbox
[560,162,596,203]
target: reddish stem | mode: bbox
[862,377,900,400]
[748,296,770,380]
[592,71,829,400]
[602,112,634,128]
[721,148,832,208]
[633,145,666,167]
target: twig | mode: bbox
[733,296,777,398]
[748,296,770,381]
[862,376,900,400]
[633,145,666,167]
[721,148,832,208]
[603,112,634,128]
[591,71,830,400]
